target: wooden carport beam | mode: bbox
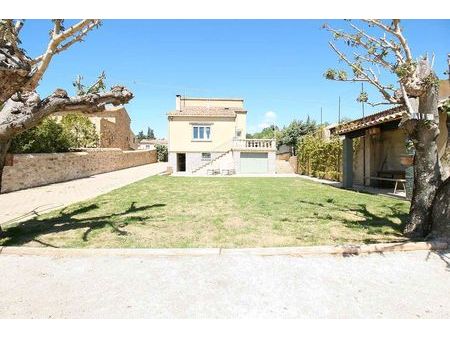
[342,136,353,188]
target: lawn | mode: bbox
[0,176,410,248]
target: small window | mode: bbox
[236,129,242,138]
[193,125,211,140]
[202,153,211,161]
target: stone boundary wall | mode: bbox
[2,148,157,193]
[289,156,298,173]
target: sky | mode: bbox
[19,19,450,138]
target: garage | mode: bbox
[240,152,268,173]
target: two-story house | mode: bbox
[167,95,276,174]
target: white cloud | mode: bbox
[249,111,278,134]
[265,111,277,121]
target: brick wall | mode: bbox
[1,148,157,193]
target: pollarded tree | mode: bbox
[0,19,133,193]
[323,19,449,239]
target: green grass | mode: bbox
[0,177,410,248]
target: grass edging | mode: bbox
[0,240,447,257]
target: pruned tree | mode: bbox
[0,19,133,195]
[323,19,449,238]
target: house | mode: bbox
[332,78,449,197]
[138,138,168,150]
[53,106,138,150]
[167,95,276,174]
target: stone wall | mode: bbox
[2,148,157,193]
[289,156,298,173]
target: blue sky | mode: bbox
[19,19,450,137]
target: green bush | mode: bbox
[60,112,99,148]
[155,144,168,162]
[10,113,99,154]
[297,132,342,182]
[10,118,73,153]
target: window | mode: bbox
[236,129,242,138]
[192,125,211,141]
[202,153,211,161]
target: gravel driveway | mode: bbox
[1,249,449,318]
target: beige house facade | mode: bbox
[167,96,276,174]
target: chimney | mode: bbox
[176,95,181,111]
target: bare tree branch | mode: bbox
[328,42,399,104]
[363,19,412,62]
[0,86,133,140]
[27,20,100,89]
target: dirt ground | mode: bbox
[1,249,449,318]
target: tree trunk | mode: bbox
[0,138,11,237]
[429,177,450,239]
[403,84,443,238]
[0,138,11,194]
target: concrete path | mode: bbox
[0,249,449,318]
[0,162,168,226]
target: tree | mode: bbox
[250,125,279,139]
[147,127,155,139]
[0,20,133,195]
[136,130,145,140]
[280,118,318,155]
[60,112,99,148]
[10,117,73,154]
[323,19,449,238]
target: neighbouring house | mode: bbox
[332,78,449,197]
[53,106,138,150]
[138,138,168,150]
[167,95,276,174]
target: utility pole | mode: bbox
[338,96,341,124]
[361,83,365,118]
[361,82,366,185]
[320,107,323,125]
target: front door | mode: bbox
[177,153,186,172]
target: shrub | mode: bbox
[297,132,342,182]
[60,112,99,148]
[155,144,168,162]
[10,118,73,153]
[10,113,99,154]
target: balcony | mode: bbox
[232,138,276,151]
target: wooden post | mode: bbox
[342,136,353,188]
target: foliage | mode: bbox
[10,118,73,153]
[280,118,318,155]
[155,144,168,162]
[136,130,146,140]
[356,91,368,103]
[72,71,106,96]
[297,132,342,181]
[10,113,98,153]
[60,113,99,148]
[248,125,279,139]
[147,127,155,139]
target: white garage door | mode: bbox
[240,152,268,173]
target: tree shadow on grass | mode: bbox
[0,202,166,247]
[296,198,409,240]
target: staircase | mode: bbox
[192,150,233,174]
